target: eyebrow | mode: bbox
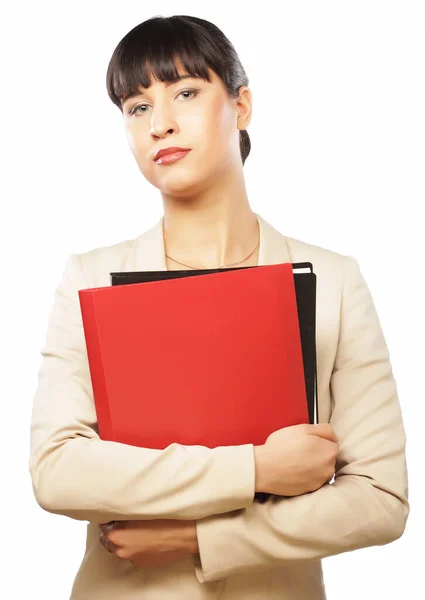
[122,75,200,104]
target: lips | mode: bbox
[153,147,191,161]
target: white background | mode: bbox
[1,1,423,598]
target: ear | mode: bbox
[236,86,253,130]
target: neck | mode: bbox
[161,172,259,269]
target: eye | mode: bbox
[129,89,199,116]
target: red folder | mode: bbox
[78,263,309,449]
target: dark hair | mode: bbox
[106,15,251,165]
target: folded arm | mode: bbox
[29,253,256,524]
[192,255,409,583]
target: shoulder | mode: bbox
[76,236,136,265]
[284,233,350,271]
[69,235,139,288]
[280,232,363,301]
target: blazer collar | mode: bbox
[134,212,292,271]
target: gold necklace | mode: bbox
[165,238,260,269]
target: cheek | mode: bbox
[213,96,234,132]
[125,126,153,173]
[125,126,137,152]
[207,100,237,164]
[187,101,234,157]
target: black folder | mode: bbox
[110,262,318,503]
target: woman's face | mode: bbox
[121,62,251,197]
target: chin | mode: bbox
[161,178,204,198]
[156,168,213,196]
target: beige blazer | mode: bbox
[29,212,409,599]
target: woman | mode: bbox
[29,15,409,599]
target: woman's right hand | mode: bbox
[254,423,339,497]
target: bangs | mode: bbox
[106,17,225,110]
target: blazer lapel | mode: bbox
[134,212,292,270]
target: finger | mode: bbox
[100,532,117,554]
[99,521,117,535]
[310,424,339,442]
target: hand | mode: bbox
[124,548,190,569]
[254,423,339,497]
[99,519,198,568]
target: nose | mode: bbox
[150,124,175,137]
[149,104,178,138]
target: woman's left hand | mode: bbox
[99,519,198,568]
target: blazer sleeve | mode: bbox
[192,255,410,583]
[29,253,256,525]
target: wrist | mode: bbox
[182,520,199,554]
[254,445,268,493]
